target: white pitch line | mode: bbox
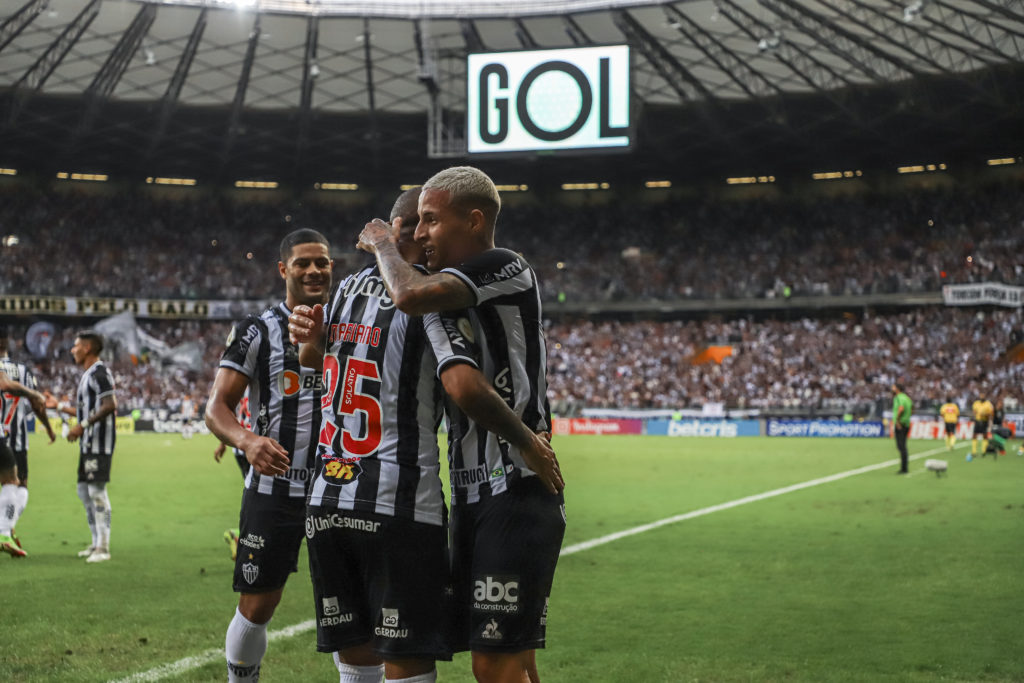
[559,443,962,557]
[113,443,961,682]
[109,620,316,683]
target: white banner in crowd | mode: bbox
[0,294,272,319]
[942,283,1023,307]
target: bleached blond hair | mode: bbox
[422,166,501,228]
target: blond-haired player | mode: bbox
[939,397,959,450]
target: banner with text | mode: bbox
[767,419,884,438]
[647,419,760,438]
[942,283,1023,307]
[551,418,643,436]
[0,294,272,320]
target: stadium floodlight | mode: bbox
[903,0,924,23]
[315,182,358,190]
[0,168,17,176]
[234,180,279,188]
[645,180,671,188]
[494,184,528,192]
[56,172,108,182]
[987,157,1016,166]
[2,235,19,247]
[146,176,197,186]
[561,182,610,190]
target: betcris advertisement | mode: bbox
[767,419,884,438]
[648,419,760,438]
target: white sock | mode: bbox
[88,483,111,551]
[226,608,268,682]
[15,486,28,521]
[0,483,18,536]
[333,654,384,683]
[77,482,99,547]
[386,671,436,683]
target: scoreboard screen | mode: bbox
[466,45,631,155]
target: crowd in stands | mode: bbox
[4,308,1020,415]
[545,307,1023,414]
[2,181,1023,303]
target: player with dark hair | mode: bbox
[0,330,56,555]
[938,396,959,451]
[891,382,912,474]
[0,332,51,558]
[55,331,119,562]
[205,228,332,683]
[356,166,564,683]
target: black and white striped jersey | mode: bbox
[0,357,36,451]
[306,264,448,526]
[220,302,322,498]
[431,248,552,505]
[76,361,117,456]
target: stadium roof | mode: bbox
[0,0,1022,186]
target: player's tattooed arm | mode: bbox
[440,363,564,494]
[358,219,475,315]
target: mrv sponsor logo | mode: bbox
[473,575,520,613]
[305,513,381,539]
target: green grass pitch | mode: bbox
[2,432,1022,682]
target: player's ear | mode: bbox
[278,260,287,279]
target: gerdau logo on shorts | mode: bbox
[473,575,520,613]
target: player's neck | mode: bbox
[81,355,99,371]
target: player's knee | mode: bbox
[87,484,109,509]
[238,591,282,624]
[335,643,382,668]
[77,482,91,504]
[471,651,526,683]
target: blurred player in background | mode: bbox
[58,331,119,563]
[891,383,912,474]
[969,392,993,461]
[205,229,332,683]
[0,330,57,555]
[0,337,51,558]
[939,396,959,451]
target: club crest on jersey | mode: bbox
[321,456,362,486]
[279,370,323,397]
[242,562,259,584]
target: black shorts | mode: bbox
[450,476,566,654]
[0,439,15,473]
[77,451,113,483]
[944,422,956,436]
[306,506,452,661]
[233,488,306,593]
[973,420,990,437]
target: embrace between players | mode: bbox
[207,166,565,683]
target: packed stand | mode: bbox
[3,308,1020,415]
[1,182,1022,303]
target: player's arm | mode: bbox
[67,394,117,442]
[289,304,326,369]
[205,367,290,476]
[439,362,564,494]
[0,370,47,419]
[357,219,474,315]
[28,390,57,444]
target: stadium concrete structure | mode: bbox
[0,0,1022,188]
